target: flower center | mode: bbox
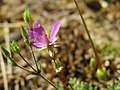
[43,34,47,37]
[42,34,50,45]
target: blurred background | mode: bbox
[0,0,120,90]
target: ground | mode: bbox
[0,0,120,90]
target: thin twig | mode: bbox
[16,63,34,74]
[18,53,37,72]
[4,21,13,74]
[73,0,102,69]
[0,49,8,90]
[59,71,74,90]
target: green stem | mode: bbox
[29,46,39,72]
[73,0,102,69]
[16,64,34,74]
[9,57,34,74]
[18,53,37,72]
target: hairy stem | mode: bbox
[59,71,74,90]
[9,57,34,74]
[16,64,34,74]
[29,47,39,72]
[18,53,37,72]
[73,0,102,69]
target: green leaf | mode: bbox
[9,58,17,66]
[69,78,97,90]
[25,39,32,46]
[107,80,120,90]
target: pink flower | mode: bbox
[28,21,61,48]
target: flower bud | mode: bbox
[90,58,96,68]
[55,59,62,68]
[51,59,63,73]
[47,45,54,57]
[96,67,106,80]
[2,47,10,57]
[10,41,21,54]
[51,60,57,71]
[23,8,31,23]
[9,58,17,66]
[37,61,42,73]
[20,26,32,46]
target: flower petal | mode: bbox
[34,23,46,35]
[27,30,38,41]
[33,43,47,48]
[49,37,58,45]
[27,30,46,43]
[50,21,61,40]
